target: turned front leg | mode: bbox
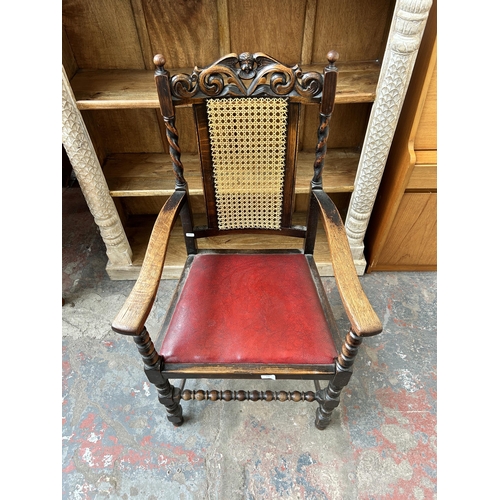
[315,329,362,430]
[133,328,184,427]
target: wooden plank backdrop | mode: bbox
[62,0,146,69]
[312,0,394,62]
[63,0,395,220]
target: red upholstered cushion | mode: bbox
[159,253,338,365]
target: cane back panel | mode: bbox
[205,97,289,230]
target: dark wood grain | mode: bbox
[313,52,338,186]
[192,103,218,228]
[281,102,300,227]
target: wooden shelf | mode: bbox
[406,163,436,192]
[106,213,336,280]
[71,62,380,110]
[103,149,360,198]
[103,149,359,279]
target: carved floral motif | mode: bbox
[166,52,323,100]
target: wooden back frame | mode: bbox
[152,50,339,253]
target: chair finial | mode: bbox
[327,50,339,67]
[154,54,166,69]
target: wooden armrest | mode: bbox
[313,190,382,337]
[112,190,186,336]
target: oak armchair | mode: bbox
[112,50,382,430]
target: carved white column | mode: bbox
[345,0,433,273]
[62,66,133,266]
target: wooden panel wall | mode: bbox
[227,0,307,63]
[63,0,392,155]
[63,0,394,71]
[143,0,221,68]
[63,0,395,216]
[62,0,146,69]
[312,0,394,63]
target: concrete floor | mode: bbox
[62,186,437,499]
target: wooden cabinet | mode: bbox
[62,0,434,279]
[365,1,437,272]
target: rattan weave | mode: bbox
[206,97,288,230]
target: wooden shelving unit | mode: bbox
[98,148,360,279]
[70,61,380,109]
[101,150,360,198]
[62,0,434,279]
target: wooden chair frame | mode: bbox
[112,50,382,430]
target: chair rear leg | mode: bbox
[133,328,184,427]
[315,329,362,430]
